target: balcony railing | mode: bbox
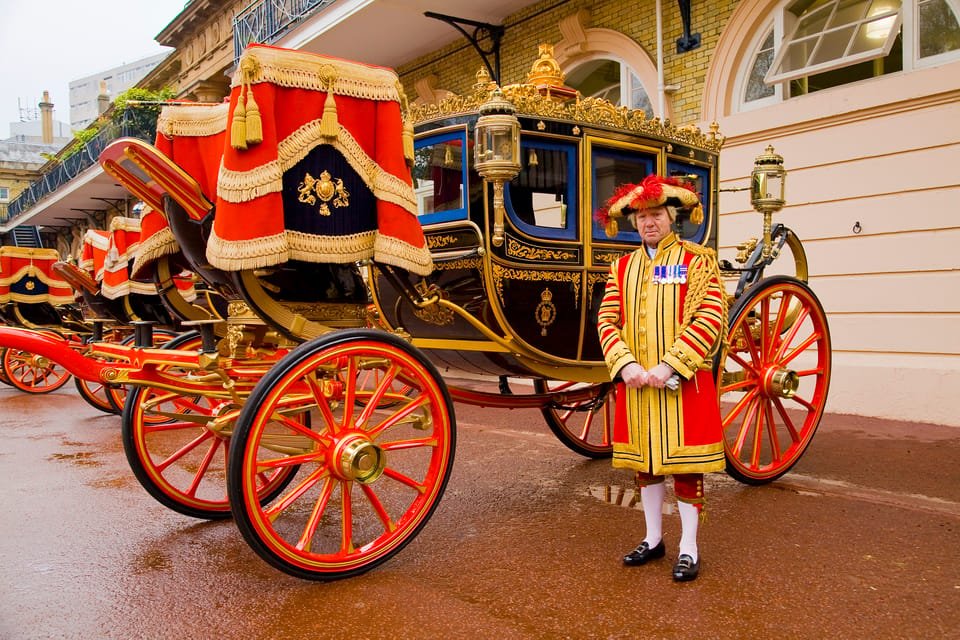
[234,0,337,61]
[2,108,158,225]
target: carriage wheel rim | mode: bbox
[721,279,830,481]
[232,335,454,576]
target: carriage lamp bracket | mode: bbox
[425,11,505,85]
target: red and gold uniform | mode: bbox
[597,232,726,491]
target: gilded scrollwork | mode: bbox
[426,234,459,249]
[506,238,575,262]
[491,263,581,308]
[432,257,482,271]
[409,83,724,153]
[593,251,627,264]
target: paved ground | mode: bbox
[1,379,958,639]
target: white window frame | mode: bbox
[0,187,9,202]
[565,55,654,116]
[911,0,960,68]
[765,0,904,85]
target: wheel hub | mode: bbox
[332,434,385,484]
[762,367,799,398]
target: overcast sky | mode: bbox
[0,0,189,140]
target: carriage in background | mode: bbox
[0,43,831,580]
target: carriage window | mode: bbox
[667,161,711,245]
[413,129,469,224]
[504,139,577,240]
[591,145,657,242]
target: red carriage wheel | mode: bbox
[227,329,456,580]
[0,348,11,386]
[533,380,613,458]
[104,327,181,414]
[74,376,124,414]
[122,332,298,519]
[718,276,831,484]
[2,334,72,394]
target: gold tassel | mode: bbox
[402,118,414,166]
[605,220,619,238]
[690,203,704,225]
[230,89,247,150]
[245,88,263,145]
[320,90,338,139]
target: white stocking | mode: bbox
[677,501,700,562]
[640,482,665,546]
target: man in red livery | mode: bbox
[596,174,726,582]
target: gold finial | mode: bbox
[527,43,565,86]
[474,66,495,93]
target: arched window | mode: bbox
[738,0,960,109]
[566,58,654,117]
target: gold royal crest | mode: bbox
[298,170,350,216]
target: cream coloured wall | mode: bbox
[704,8,960,426]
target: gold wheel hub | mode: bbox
[762,367,799,398]
[332,434,385,484]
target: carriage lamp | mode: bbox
[750,145,787,259]
[474,87,522,247]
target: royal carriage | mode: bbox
[0,43,830,580]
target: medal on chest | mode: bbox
[653,264,688,285]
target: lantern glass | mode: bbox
[475,116,521,175]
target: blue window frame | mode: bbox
[503,138,578,241]
[666,160,711,245]
[591,146,658,243]
[413,128,469,225]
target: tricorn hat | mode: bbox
[594,174,703,238]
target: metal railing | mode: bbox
[0,203,8,224]
[234,0,337,61]
[2,108,158,225]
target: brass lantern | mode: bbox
[750,144,786,214]
[474,87,522,247]
[750,144,787,259]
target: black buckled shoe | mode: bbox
[623,540,666,566]
[672,554,700,581]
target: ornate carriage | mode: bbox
[0,43,831,580]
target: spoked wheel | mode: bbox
[121,332,296,519]
[718,276,831,484]
[1,331,72,394]
[0,348,11,386]
[228,329,456,581]
[533,380,613,458]
[74,376,125,414]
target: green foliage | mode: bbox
[111,86,177,134]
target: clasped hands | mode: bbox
[620,362,678,390]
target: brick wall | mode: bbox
[397,0,739,126]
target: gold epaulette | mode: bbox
[679,241,717,259]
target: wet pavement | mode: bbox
[1,379,958,639]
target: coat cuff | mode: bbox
[662,342,703,380]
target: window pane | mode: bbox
[795,4,833,37]
[567,59,621,101]
[507,145,573,231]
[850,16,899,54]
[829,0,870,28]
[627,71,654,117]
[781,37,818,72]
[591,147,657,241]
[413,140,464,217]
[746,47,776,101]
[810,25,857,64]
[919,0,960,58]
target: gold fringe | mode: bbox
[0,246,62,261]
[0,267,71,288]
[157,102,229,138]
[206,229,290,271]
[131,227,179,278]
[5,292,76,305]
[372,234,433,276]
[320,92,339,140]
[233,47,402,104]
[217,120,417,215]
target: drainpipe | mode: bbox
[656,0,665,120]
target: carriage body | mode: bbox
[371,87,722,384]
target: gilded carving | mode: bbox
[593,251,627,264]
[433,257,482,271]
[535,288,557,336]
[491,263,580,308]
[506,238,575,262]
[409,84,724,153]
[426,234,459,249]
[298,170,350,216]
